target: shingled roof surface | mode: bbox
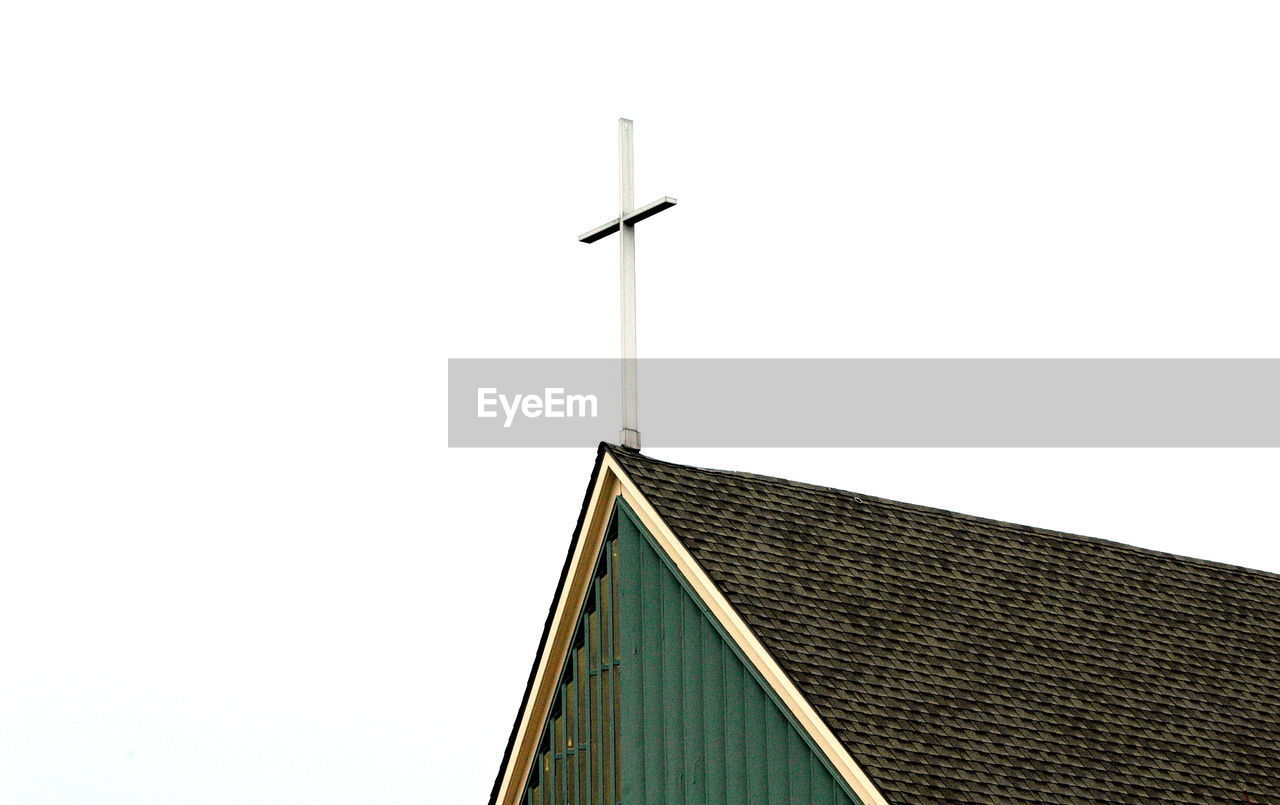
[606,445,1280,805]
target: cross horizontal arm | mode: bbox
[622,196,678,227]
[578,196,678,244]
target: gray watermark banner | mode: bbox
[448,359,1280,447]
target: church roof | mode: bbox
[604,444,1280,805]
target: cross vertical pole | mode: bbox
[578,118,675,452]
[618,119,641,450]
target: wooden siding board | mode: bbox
[588,595,601,805]
[583,648,591,805]
[552,714,562,805]
[723,653,747,804]
[681,589,705,803]
[767,703,787,801]
[618,516,644,805]
[743,671,767,805]
[607,539,621,805]
[789,722,811,804]
[659,563,684,805]
[702,613,726,805]
[565,666,576,802]
[638,516,665,805]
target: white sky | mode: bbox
[2,2,1279,804]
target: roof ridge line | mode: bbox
[603,444,1280,584]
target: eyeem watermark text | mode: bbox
[451,358,1280,446]
[477,387,599,428]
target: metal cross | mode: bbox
[578,118,677,451]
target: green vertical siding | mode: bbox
[615,501,863,805]
[521,500,861,805]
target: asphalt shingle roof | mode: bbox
[606,445,1280,805]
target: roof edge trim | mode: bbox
[487,445,612,805]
